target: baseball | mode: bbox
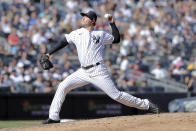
[104,13,112,19]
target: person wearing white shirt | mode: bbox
[42,10,159,124]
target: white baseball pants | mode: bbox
[49,63,149,120]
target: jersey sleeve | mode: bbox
[64,31,76,44]
[103,31,114,45]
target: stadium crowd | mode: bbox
[0,0,196,93]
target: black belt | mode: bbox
[82,62,101,70]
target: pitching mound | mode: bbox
[2,113,196,131]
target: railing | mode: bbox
[129,70,188,92]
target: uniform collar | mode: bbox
[82,27,95,32]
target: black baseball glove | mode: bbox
[40,54,53,70]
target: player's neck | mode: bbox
[85,25,94,31]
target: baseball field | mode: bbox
[0,113,196,131]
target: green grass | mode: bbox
[0,120,41,129]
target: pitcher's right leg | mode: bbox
[49,69,89,121]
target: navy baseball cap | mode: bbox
[80,11,97,22]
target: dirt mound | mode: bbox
[2,113,196,131]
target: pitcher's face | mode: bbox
[81,16,94,27]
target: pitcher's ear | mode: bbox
[92,19,96,26]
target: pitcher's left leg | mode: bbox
[91,74,149,110]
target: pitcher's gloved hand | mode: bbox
[40,54,53,70]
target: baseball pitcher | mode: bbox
[42,10,159,124]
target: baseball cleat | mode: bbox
[148,101,159,114]
[42,118,60,124]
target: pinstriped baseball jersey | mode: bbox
[49,27,150,121]
[65,28,114,67]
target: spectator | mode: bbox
[10,69,17,82]
[120,55,129,75]
[58,52,68,66]
[187,71,196,96]
[32,29,47,45]
[18,52,32,67]
[33,73,50,93]
[52,67,62,81]
[15,62,25,83]
[151,64,167,79]
[1,16,11,38]
[60,60,74,75]
[29,11,37,27]
[120,33,131,56]
[1,73,12,87]
[8,27,19,54]
[8,28,19,45]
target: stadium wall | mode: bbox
[0,92,191,120]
